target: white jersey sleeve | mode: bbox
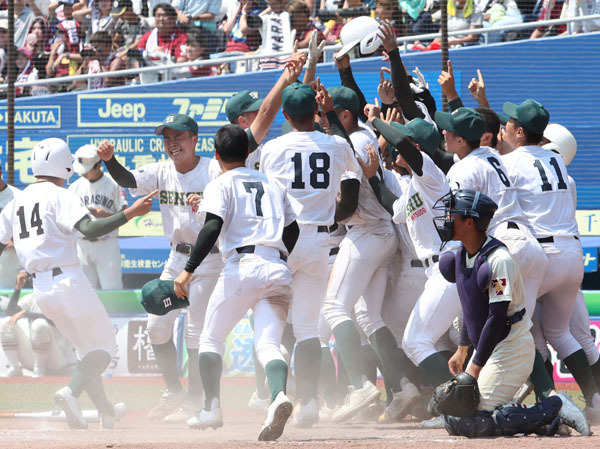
[0,200,14,244]
[486,245,526,316]
[130,161,161,197]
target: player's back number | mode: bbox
[243,181,265,217]
[291,152,330,189]
[16,203,45,239]
[533,157,567,192]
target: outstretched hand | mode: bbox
[357,144,380,179]
[468,69,490,108]
[124,190,157,220]
[437,59,458,101]
[377,20,398,53]
[315,77,334,113]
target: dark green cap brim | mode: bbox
[155,123,192,135]
[502,102,519,121]
[434,110,456,133]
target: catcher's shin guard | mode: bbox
[444,411,497,437]
[492,396,562,436]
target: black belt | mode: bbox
[31,267,63,279]
[174,243,219,256]
[507,221,519,230]
[317,226,329,233]
[236,245,287,262]
[329,247,339,256]
[537,236,553,244]
[83,237,99,242]
[410,259,424,268]
[422,254,439,268]
[507,308,526,326]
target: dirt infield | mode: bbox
[0,377,597,449]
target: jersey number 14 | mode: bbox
[16,203,45,239]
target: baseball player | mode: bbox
[322,85,422,424]
[0,137,154,429]
[259,82,361,427]
[172,124,299,441]
[68,144,127,290]
[0,164,21,289]
[97,58,305,423]
[359,118,461,394]
[501,99,600,415]
[434,188,590,437]
[98,114,223,423]
[1,270,75,377]
[436,107,555,401]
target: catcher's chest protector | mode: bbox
[455,237,506,347]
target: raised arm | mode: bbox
[334,52,368,124]
[97,140,138,188]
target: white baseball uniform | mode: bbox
[0,293,76,376]
[502,145,582,360]
[0,182,116,359]
[0,184,22,288]
[446,146,548,317]
[129,157,223,349]
[260,130,360,343]
[197,167,295,370]
[390,153,461,366]
[324,128,398,339]
[68,173,127,290]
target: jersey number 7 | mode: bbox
[243,181,264,217]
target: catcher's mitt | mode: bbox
[428,372,480,417]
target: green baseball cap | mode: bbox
[502,99,549,135]
[282,82,316,118]
[225,91,263,123]
[390,118,440,152]
[140,279,189,316]
[329,86,359,113]
[155,113,198,136]
[435,107,485,142]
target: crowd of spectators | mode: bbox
[0,0,598,95]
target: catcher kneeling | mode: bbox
[429,189,591,437]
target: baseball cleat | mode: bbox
[385,383,421,422]
[420,415,446,429]
[248,391,270,415]
[54,386,88,429]
[146,388,186,420]
[187,408,224,430]
[557,393,591,436]
[258,391,293,441]
[331,381,380,424]
[100,402,127,429]
[292,398,319,428]
[163,400,195,423]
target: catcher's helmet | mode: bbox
[30,138,74,180]
[433,189,498,248]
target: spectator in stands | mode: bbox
[72,30,115,89]
[242,0,294,69]
[76,0,121,43]
[375,0,409,36]
[530,0,566,37]
[289,0,324,48]
[108,0,153,79]
[172,28,217,78]
[221,0,262,53]
[137,3,187,66]
[562,0,599,33]
[172,0,222,33]
[0,0,35,47]
[14,47,33,96]
[45,21,83,82]
[480,0,523,42]
[0,18,7,76]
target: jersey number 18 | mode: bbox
[291,152,330,189]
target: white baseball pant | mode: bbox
[536,237,584,359]
[199,248,292,369]
[402,262,461,365]
[32,265,116,359]
[76,237,123,290]
[287,225,330,343]
[324,221,398,338]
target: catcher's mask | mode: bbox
[432,189,498,250]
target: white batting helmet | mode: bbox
[336,16,382,59]
[542,123,577,166]
[30,138,74,180]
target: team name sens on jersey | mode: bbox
[159,190,203,206]
[406,192,426,221]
